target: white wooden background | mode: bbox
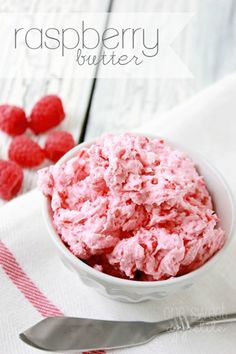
[85,0,236,139]
[0,0,236,203]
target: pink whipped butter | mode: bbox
[38,133,225,281]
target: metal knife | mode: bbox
[20,313,236,352]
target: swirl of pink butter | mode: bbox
[38,133,225,281]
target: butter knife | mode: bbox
[20,313,236,352]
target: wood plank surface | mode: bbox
[1,0,236,205]
[85,0,236,140]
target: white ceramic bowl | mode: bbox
[42,135,235,303]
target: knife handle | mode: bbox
[190,312,236,327]
[172,313,236,331]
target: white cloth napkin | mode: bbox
[1,74,236,354]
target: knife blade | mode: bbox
[19,316,174,352]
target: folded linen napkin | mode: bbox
[1,73,236,354]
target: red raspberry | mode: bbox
[0,160,23,200]
[8,135,45,168]
[0,104,27,136]
[44,131,75,162]
[29,95,65,134]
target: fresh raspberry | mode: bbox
[44,131,75,162]
[0,104,27,136]
[29,95,65,134]
[8,135,45,168]
[0,160,23,200]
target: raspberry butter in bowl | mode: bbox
[39,133,234,302]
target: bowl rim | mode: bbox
[42,133,235,288]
